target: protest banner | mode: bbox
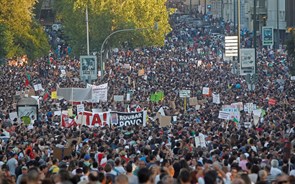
[291,76,295,81]
[111,111,147,127]
[243,122,252,128]
[114,95,124,102]
[231,102,243,111]
[57,88,92,101]
[123,63,131,69]
[158,107,165,116]
[245,103,254,113]
[159,116,171,127]
[61,111,77,128]
[195,134,206,148]
[126,93,131,101]
[212,93,220,104]
[88,83,108,102]
[218,111,230,120]
[76,111,110,127]
[33,84,44,91]
[253,109,262,117]
[202,87,210,95]
[9,112,18,122]
[222,105,240,122]
[253,115,260,126]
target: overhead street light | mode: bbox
[99,22,158,80]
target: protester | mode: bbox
[0,5,294,184]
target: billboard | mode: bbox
[80,56,97,80]
[262,27,273,46]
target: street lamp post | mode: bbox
[100,24,158,79]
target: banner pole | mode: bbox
[184,97,187,112]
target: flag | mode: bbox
[150,94,156,102]
[155,92,162,102]
[25,78,29,87]
[268,98,276,105]
[43,92,49,101]
[51,91,57,99]
[26,73,31,81]
[158,91,164,101]
[135,105,142,112]
[233,117,239,125]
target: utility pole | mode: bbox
[276,0,280,49]
[237,0,240,64]
[234,0,236,32]
[190,0,192,16]
[205,0,207,14]
[221,0,224,19]
[86,5,90,55]
[253,0,257,74]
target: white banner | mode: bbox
[87,83,108,102]
[218,111,230,120]
[33,84,44,91]
[213,93,220,104]
[195,134,206,148]
[202,87,210,95]
[114,95,124,102]
[222,105,240,122]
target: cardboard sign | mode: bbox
[123,63,131,69]
[189,97,198,106]
[66,72,73,78]
[138,69,145,76]
[53,147,72,160]
[202,87,210,95]
[159,116,171,127]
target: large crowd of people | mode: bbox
[0,6,294,184]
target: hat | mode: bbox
[84,154,90,160]
[120,151,127,156]
[244,153,250,158]
[22,166,28,170]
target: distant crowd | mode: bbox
[0,7,294,184]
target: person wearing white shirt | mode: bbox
[270,159,282,177]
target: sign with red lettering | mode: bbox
[77,111,110,127]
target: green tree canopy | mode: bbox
[55,0,174,55]
[0,0,50,60]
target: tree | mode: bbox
[286,32,295,75]
[0,0,50,60]
[55,0,174,55]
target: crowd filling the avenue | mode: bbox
[0,7,295,184]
